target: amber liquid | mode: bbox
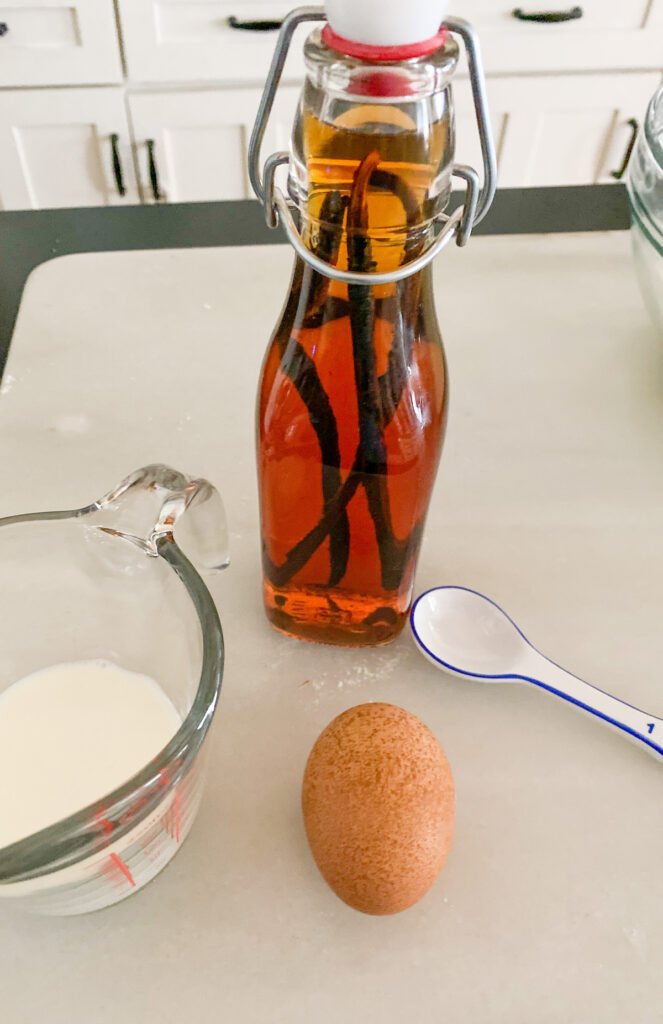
[257,110,448,645]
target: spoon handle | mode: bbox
[522,651,663,761]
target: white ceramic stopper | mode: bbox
[325,0,448,47]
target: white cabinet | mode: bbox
[462,0,663,74]
[1,72,660,208]
[0,2,659,207]
[125,72,662,205]
[0,0,122,87]
[117,0,305,84]
[116,0,663,85]
[454,71,662,188]
[0,89,139,210]
[128,86,299,202]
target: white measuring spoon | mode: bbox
[410,586,663,762]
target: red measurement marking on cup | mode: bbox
[110,852,136,887]
[95,811,114,837]
[165,799,176,842]
[94,810,136,887]
[99,854,127,890]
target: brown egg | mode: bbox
[301,702,455,915]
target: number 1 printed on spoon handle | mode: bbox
[523,651,663,761]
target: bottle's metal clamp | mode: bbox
[248,7,497,286]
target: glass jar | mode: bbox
[626,84,663,330]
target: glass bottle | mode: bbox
[253,12,495,646]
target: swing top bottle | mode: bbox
[257,26,462,645]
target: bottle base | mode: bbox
[263,582,408,647]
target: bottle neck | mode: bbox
[301,156,437,290]
[288,29,459,279]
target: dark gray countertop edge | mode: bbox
[0,184,629,376]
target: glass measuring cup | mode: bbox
[0,465,228,915]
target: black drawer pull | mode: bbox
[610,118,639,181]
[227,15,282,31]
[0,23,9,36]
[146,139,163,202]
[512,6,583,22]
[110,133,126,197]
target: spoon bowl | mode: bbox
[411,586,529,678]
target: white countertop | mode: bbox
[0,231,662,1023]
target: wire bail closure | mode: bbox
[248,6,497,286]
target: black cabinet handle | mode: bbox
[610,118,639,181]
[0,23,9,36]
[110,133,126,197]
[512,6,583,22]
[146,139,163,201]
[227,15,282,31]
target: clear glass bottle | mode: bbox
[257,31,461,646]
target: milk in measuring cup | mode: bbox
[0,661,181,849]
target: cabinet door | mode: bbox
[117,0,305,84]
[454,72,661,188]
[118,0,662,82]
[458,0,662,74]
[0,89,139,210]
[128,87,299,203]
[0,0,122,86]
